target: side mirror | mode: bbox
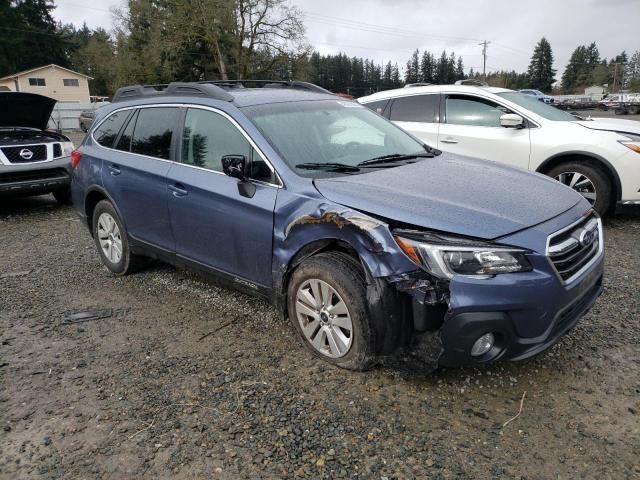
[222,154,256,198]
[222,155,247,180]
[500,113,525,129]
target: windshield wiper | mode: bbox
[357,152,435,167]
[295,162,361,172]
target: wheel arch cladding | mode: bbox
[537,151,621,202]
[85,189,108,231]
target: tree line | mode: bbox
[1,0,639,97]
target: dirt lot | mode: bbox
[1,195,639,480]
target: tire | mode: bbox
[547,161,612,215]
[287,252,376,371]
[52,188,71,204]
[80,123,87,133]
[91,200,145,275]
[628,105,639,115]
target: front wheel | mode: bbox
[287,252,376,371]
[547,162,611,215]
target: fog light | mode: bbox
[470,333,495,357]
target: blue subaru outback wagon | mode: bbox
[71,80,604,370]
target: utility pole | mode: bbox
[479,40,491,80]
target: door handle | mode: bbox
[108,164,121,176]
[440,137,458,144]
[169,183,188,197]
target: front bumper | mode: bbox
[0,156,71,197]
[437,265,603,367]
[399,202,605,368]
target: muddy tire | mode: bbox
[287,252,377,371]
[92,200,145,275]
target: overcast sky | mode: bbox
[52,0,639,78]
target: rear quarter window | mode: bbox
[361,99,389,116]
[93,110,130,148]
[389,94,439,123]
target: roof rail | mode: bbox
[112,82,234,103]
[404,82,433,88]
[454,79,488,87]
[200,80,333,95]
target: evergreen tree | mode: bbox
[391,63,401,87]
[419,51,434,83]
[405,49,420,83]
[527,37,556,92]
[434,50,449,84]
[0,0,70,77]
[455,56,465,80]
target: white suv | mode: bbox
[358,85,640,214]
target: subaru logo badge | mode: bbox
[579,228,596,248]
[19,148,34,160]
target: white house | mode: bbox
[0,64,93,103]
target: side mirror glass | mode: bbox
[222,155,247,180]
[500,113,525,128]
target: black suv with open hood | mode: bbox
[0,92,75,202]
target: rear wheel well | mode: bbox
[537,154,619,206]
[85,191,108,232]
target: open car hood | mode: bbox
[0,92,56,130]
[313,152,582,240]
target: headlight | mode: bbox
[61,141,75,156]
[394,230,532,279]
[618,133,640,154]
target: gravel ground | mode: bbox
[1,195,639,480]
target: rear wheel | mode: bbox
[92,200,145,275]
[287,252,376,371]
[547,162,611,215]
[628,105,639,115]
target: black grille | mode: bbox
[547,214,601,283]
[1,144,47,163]
[53,143,62,157]
[0,168,68,184]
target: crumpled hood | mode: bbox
[313,152,582,239]
[576,118,640,135]
[0,92,56,130]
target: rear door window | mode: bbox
[93,110,130,148]
[362,99,389,116]
[389,94,439,123]
[130,107,179,160]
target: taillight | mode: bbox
[71,150,82,169]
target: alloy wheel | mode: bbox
[295,278,353,358]
[97,212,123,264]
[554,171,597,205]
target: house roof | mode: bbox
[0,64,93,81]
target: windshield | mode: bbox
[243,100,430,177]
[498,92,577,121]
